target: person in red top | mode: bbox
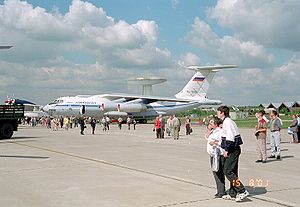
[255,110,267,163]
[155,116,161,138]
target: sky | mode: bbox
[0,0,299,106]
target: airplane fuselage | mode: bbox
[43,95,221,119]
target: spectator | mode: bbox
[79,116,85,135]
[106,116,110,130]
[90,117,97,135]
[297,114,300,142]
[185,116,192,135]
[118,117,123,130]
[255,110,267,163]
[217,106,249,202]
[132,119,137,130]
[289,114,299,143]
[205,117,225,198]
[127,116,131,130]
[159,115,165,139]
[154,116,161,138]
[101,117,107,131]
[166,116,173,137]
[269,110,282,159]
[172,114,181,140]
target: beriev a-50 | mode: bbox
[42,65,236,121]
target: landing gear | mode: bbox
[138,119,147,124]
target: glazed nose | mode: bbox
[42,105,49,112]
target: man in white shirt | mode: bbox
[217,106,249,202]
[172,114,181,140]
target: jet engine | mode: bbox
[100,102,119,111]
[117,103,147,113]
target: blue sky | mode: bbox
[0,0,299,106]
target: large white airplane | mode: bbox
[42,65,237,121]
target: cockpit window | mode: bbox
[49,99,64,105]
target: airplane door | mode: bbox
[80,105,86,115]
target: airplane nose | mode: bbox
[42,105,49,112]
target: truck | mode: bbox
[0,104,24,139]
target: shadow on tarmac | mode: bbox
[0,137,41,144]
[0,155,49,159]
[247,186,267,195]
[238,186,268,203]
[266,155,294,163]
[11,136,42,140]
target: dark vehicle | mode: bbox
[0,104,24,139]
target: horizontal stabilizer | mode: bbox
[187,65,238,71]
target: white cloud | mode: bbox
[65,0,114,28]
[208,55,300,105]
[208,0,300,51]
[185,17,274,68]
[178,53,201,66]
[0,0,77,41]
[271,55,300,88]
[0,0,171,68]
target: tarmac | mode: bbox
[0,123,299,207]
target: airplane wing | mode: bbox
[0,46,13,49]
[100,93,194,104]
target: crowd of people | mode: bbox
[153,114,192,140]
[21,107,300,203]
[21,115,141,135]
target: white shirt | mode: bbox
[206,127,224,156]
[172,117,180,127]
[221,117,239,142]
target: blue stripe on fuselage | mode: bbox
[55,102,196,109]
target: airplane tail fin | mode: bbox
[175,65,237,100]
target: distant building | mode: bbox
[259,101,300,113]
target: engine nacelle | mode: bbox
[117,103,147,113]
[100,102,119,111]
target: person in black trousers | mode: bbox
[217,106,249,202]
[90,117,96,135]
[79,116,85,135]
